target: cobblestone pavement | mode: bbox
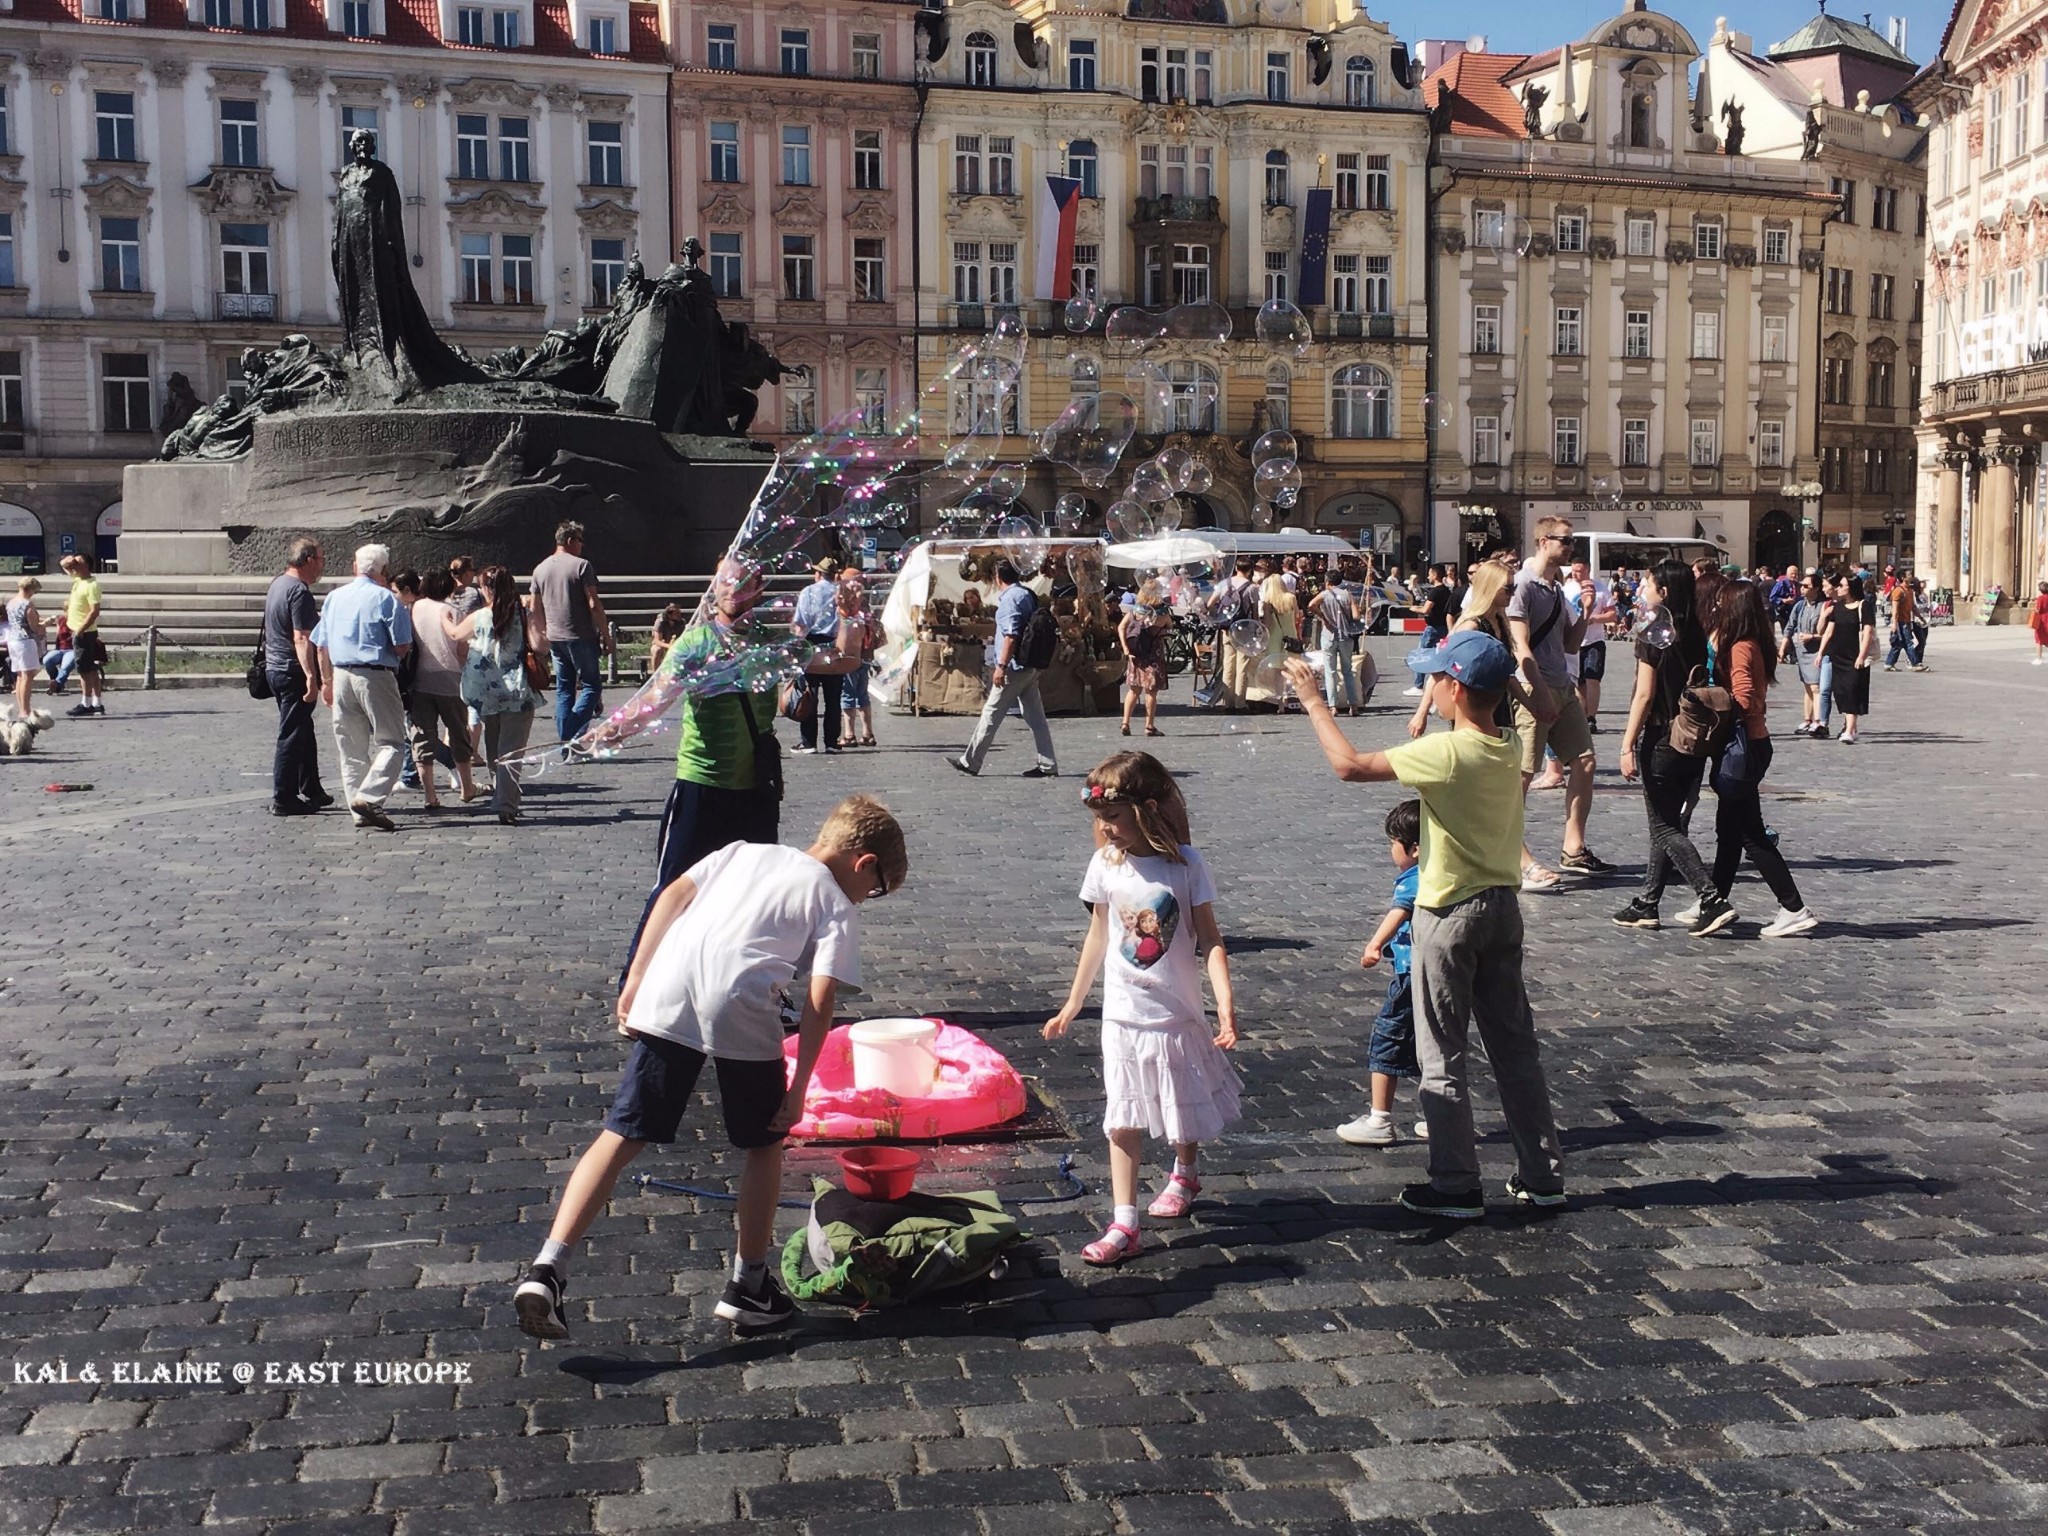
[1,629,2045,1536]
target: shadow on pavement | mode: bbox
[1824,916,2030,939]
[1560,1101,1726,1150]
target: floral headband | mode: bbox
[1081,783,1128,807]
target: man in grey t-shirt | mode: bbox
[530,520,613,742]
[261,537,330,816]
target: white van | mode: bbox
[1566,532,1721,578]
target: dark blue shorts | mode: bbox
[603,1036,788,1148]
[1367,972,1418,1079]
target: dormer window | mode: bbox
[587,14,620,54]
[966,32,998,86]
[707,21,736,69]
[1346,56,1376,107]
[781,28,810,76]
[205,0,275,28]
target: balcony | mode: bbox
[217,291,277,321]
[1132,194,1221,227]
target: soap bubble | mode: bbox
[1226,616,1269,658]
[995,514,1041,566]
[1157,446,1196,492]
[987,463,1028,504]
[1040,391,1138,488]
[1250,501,1276,531]
[1105,305,1166,348]
[1590,473,1623,511]
[943,431,998,477]
[1182,459,1214,495]
[1510,215,1536,258]
[1152,497,1184,534]
[1254,458,1302,503]
[1071,352,1100,385]
[990,308,1026,345]
[1636,609,1676,650]
[1053,491,1091,534]
[1129,461,1175,504]
[1106,499,1156,543]
[1251,429,1298,468]
[1255,298,1315,357]
[1063,294,1102,332]
[1165,300,1234,343]
[1125,359,1174,431]
[1066,543,1107,590]
[1420,391,1454,432]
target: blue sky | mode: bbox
[1378,0,1954,69]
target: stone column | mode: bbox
[1981,435,2023,604]
[1934,446,1964,592]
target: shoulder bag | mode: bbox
[246,632,273,700]
[738,693,783,803]
[1669,665,1738,757]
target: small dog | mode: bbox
[0,706,55,756]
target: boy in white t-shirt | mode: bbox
[514,796,908,1340]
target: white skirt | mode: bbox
[6,636,39,673]
[1100,1017,1242,1144]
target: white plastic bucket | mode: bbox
[847,1017,941,1097]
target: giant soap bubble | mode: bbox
[1255,298,1314,357]
[1041,390,1138,488]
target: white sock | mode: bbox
[1365,1109,1392,1125]
[1172,1158,1199,1183]
[536,1239,570,1274]
[732,1255,769,1287]
[1113,1204,1139,1231]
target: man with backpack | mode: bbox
[949,560,1059,778]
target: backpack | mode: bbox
[1015,592,1058,670]
[1669,665,1738,757]
[780,1181,1022,1309]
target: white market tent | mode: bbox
[1102,530,1357,568]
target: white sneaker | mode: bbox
[1336,1113,1398,1146]
[1760,906,1818,938]
[1402,686,1425,696]
[1673,900,1702,926]
[1413,1119,1430,1141]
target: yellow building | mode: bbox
[913,0,1432,559]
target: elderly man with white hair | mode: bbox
[310,543,414,831]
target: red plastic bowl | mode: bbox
[837,1147,920,1201]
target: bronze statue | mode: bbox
[1801,107,1822,161]
[1521,84,1548,140]
[1720,99,1745,156]
[160,373,204,438]
[160,336,340,461]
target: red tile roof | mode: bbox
[1422,49,1532,141]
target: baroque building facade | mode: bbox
[1910,0,2048,616]
[911,0,1432,555]
[0,1,669,572]
[1423,5,1834,570]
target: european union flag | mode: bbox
[1298,189,1333,308]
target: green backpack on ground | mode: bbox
[780,1181,1022,1309]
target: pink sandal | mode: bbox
[1080,1221,1142,1266]
[1147,1174,1200,1220]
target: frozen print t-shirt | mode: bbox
[1080,844,1216,1029]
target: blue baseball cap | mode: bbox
[1405,630,1515,692]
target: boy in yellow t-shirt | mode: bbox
[1284,631,1565,1221]
[60,554,106,717]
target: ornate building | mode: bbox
[911,0,1432,555]
[666,0,921,450]
[1423,5,1835,570]
[0,2,669,572]
[1910,0,2048,616]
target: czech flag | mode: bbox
[1034,175,1084,301]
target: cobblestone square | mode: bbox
[1,629,2044,1535]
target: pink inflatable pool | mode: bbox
[783,1019,1029,1141]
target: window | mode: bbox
[100,216,142,292]
[1172,244,1210,306]
[1068,140,1097,198]
[1363,255,1391,315]
[782,234,815,300]
[104,0,132,17]
[1981,274,1998,315]
[1331,253,1359,313]
[1623,308,1651,358]
[1822,445,1848,492]
[590,238,626,305]
[1334,153,1360,210]
[853,237,885,302]
[1071,243,1098,299]
[1626,214,1655,256]
[952,241,981,304]
[457,114,490,180]
[1762,313,1788,362]
[0,213,14,290]
[784,375,815,435]
[1871,186,1899,232]
[781,126,812,186]
[0,86,10,156]
[1264,249,1289,303]
[341,0,372,36]
[854,131,882,190]
[492,8,520,47]
[1264,364,1291,431]
[988,242,1017,307]
[1554,306,1583,356]
[220,222,270,294]
[1621,416,1649,466]
[966,31,997,86]
[499,117,530,182]
[988,137,1015,196]
[206,0,274,25]
[1867,356,1894,406]
[1757,419,1784,468]
[1690,417,1718,466]
[587,15,618,54]
[1552,416,1581,466]
[781,28,811,76]
[457,8,484,44]
[1140,45,1160,103]
[1691,309,1720,360]
[1831,176,1858,222]
[1823,355,1851,405]
[220,100,260,167]
[1364,154,1391,211]
[1693,222,1722,261]
[95,92,137,163]
[709,232,741,297]
[587,121,624,186]
[0,349,21,437]
[1987,92,2004,168]
[854,367,888,431]
[1264,149,1289,207]
[955,135,981,195]
[1865,446,1891,493]
[1068,39,1097,91]
[460,232,491,302]
[707,21,736,69]
[101,354,151,434]
[709,121,740,183]
[854,33,881,79]
[1555,213,1585,253]
[1471,414,1500,465]
[1331,363,1391,438]
[2020,72,2033,158]
[1472,303,1501,354]
[1473,209,1504,248]
[1870,272,1895,320]
[1346,56,1376,107]
[1826,266,1854,315]
[1266,51,1290,102]
[341,105,378,162]
[1165,361,1218,432]
[1164,47,1189,102]
[501,234,534,304]
[2011,268,2026,313]
[1762,227,1790,265]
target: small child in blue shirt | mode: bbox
[1337,800,1426,1147]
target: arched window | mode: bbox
[1166,360,1220,433]
[1263,148,1289,206]
[1331,363,1391,439]
[965,31,998,87]
[1629,90,1655,148]
[1067,138,1098,198]
[1264,362,1291,431]
[0,502,46,574]
[1346,56,1376,107]
[95,502,123,570]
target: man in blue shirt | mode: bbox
[948,560,1058,778]
[311,543,413,831]
[790,557,844,754]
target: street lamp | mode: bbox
[1883,506,1910,572]
[1787,479,1823,562]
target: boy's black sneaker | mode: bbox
[1505,1174,1568,1208]
[1611,897,1662,930]
[715,1269,798,1333]
[513,1263,569,1341]
[1559,847,1617,877]
[1689,896,1739,938]
[1398,1183,1485,1220]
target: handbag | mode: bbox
[245,634,272,700]
[1712,729,1752,793]
[778,674,815,724]
[1669,665,1738,758]
[520,626,549,694]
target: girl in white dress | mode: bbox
[1045,751,1241,1266]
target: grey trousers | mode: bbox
[1412,885,1564,1194]
[330,666,407,810]
[961,666,1056,773]
[482,708,535,816]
